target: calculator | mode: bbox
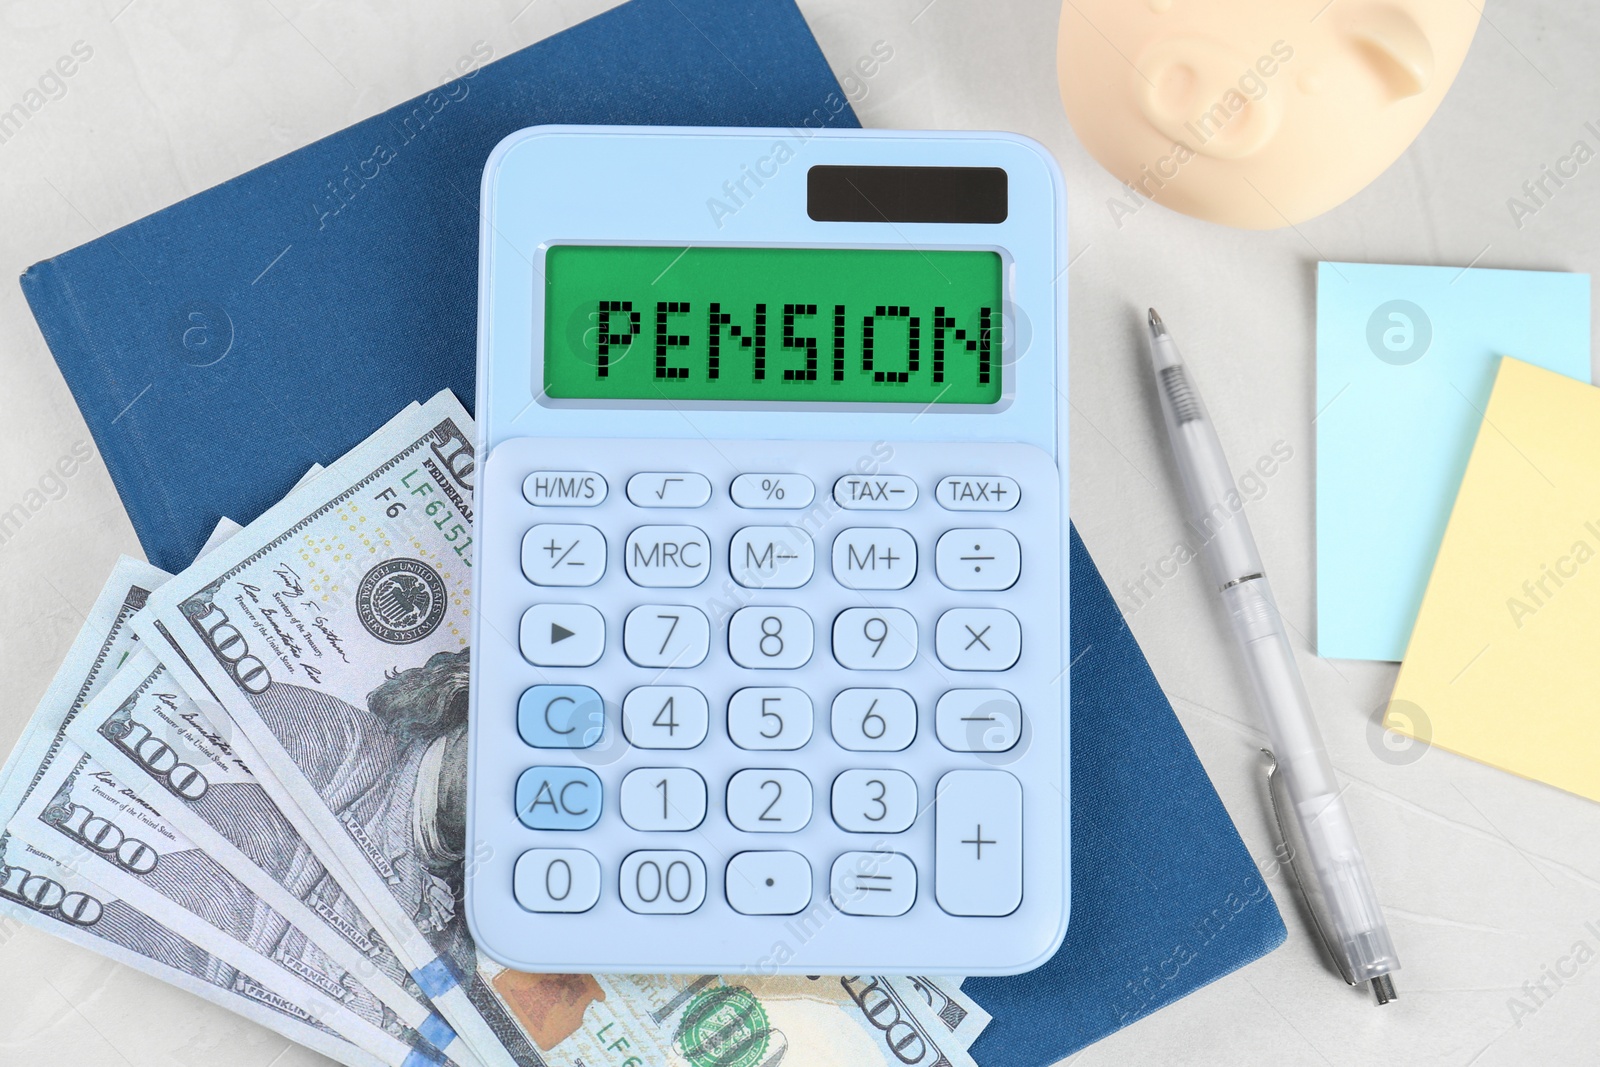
[466,126,1068,976]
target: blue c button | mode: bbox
[516,767,602,830]
[518,685,605,749]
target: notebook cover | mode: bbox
[966,526,1286,1065]
[21,0,861,573]
[21,1,1284,1056]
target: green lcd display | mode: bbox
[542,245,1002,404]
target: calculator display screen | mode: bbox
[542,245,1002,404]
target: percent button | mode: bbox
[731,473,814,509]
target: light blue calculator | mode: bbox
[467,126,1068,976]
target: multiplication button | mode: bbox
[732,474,814,509]
[833,475,917,510]
[936,476,1019,511]
[935,608,1020,671]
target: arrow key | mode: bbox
[520,604,605,667]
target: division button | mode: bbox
[517,685,605,748]
[726,851,812,915]
[522,524,607,587]
[625,525,711,587]
[514,849,601,913]
[934,608,1020,671]
[515,767,602,830]
[619,851,706,915]
[830,851,916,916]
[519,604,605,667]
[627,472,712,509]
[935,769,1022,916]
[833,474,917,510]
[731,474,815,509]
[935,529,1020,591]
[523,471,607,507]
[936,476,1019,512]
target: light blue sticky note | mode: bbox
[1316,262,1591,661]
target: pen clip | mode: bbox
[1262,748,1357,987]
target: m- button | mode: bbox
[625,525,710,587]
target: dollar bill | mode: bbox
[0,557,378,1067]
[891,976,990,1051]
[133,391,989,1067]
[5,740,464,1067]
[66,647,481,1067]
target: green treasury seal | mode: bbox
[675,986,771,1067]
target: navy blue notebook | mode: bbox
[21,0,1283,1060]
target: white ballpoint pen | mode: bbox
[1146,308,1400,1004]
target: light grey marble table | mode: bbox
[1,1,1596,1064]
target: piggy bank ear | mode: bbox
[1347,4,1434,99]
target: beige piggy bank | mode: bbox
[1058,0,1481,228]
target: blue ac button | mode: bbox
[516,767,602,830]
[518,685,605,748]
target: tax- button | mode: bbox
[935,769,1021,916]
[830,851,915,916]
[833,475,917,510]
[515,767,601,830]
[625,525,710,587]
[726,851,812,915]
[627,473,711,508]
[519,605,604,667]
[517,685,604,748]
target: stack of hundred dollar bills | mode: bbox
[0,391,993,1067]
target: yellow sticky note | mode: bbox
[1389,357,1600,801]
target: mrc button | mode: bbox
[524,470,608,506]
[625,525,710,587]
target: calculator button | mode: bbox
[625,525,710,587]
[519,605,605,667]
[731,474,814,509]
[831,770,918,833]
[832,528,917,590]
[935,608,1020,671]
[619,768,707,831]
[728,607,813,669]
[622,686,708,749]
[935,690,1022,753]
[523,471,607,507]
[936,476,1020,512]
[623,605,710,669]
[619,851,706,915]
[725,851,812,915]
[726,769,812,832]
[513,849,601,913]
[833,474,917,510]
[727,688,813,750]
[832,608,917,671]
[830,851,916,916]
[515,767,601,830]
[935,769,1022,916]
[522,524,606,587]
[830,689,916,751]
[517,685,604,749]
[730,527,815,589]
[627,472,712,508]
[935,529,1020,591]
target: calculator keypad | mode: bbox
[483,438,1062,963]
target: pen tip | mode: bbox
[1147,307,1167,337]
